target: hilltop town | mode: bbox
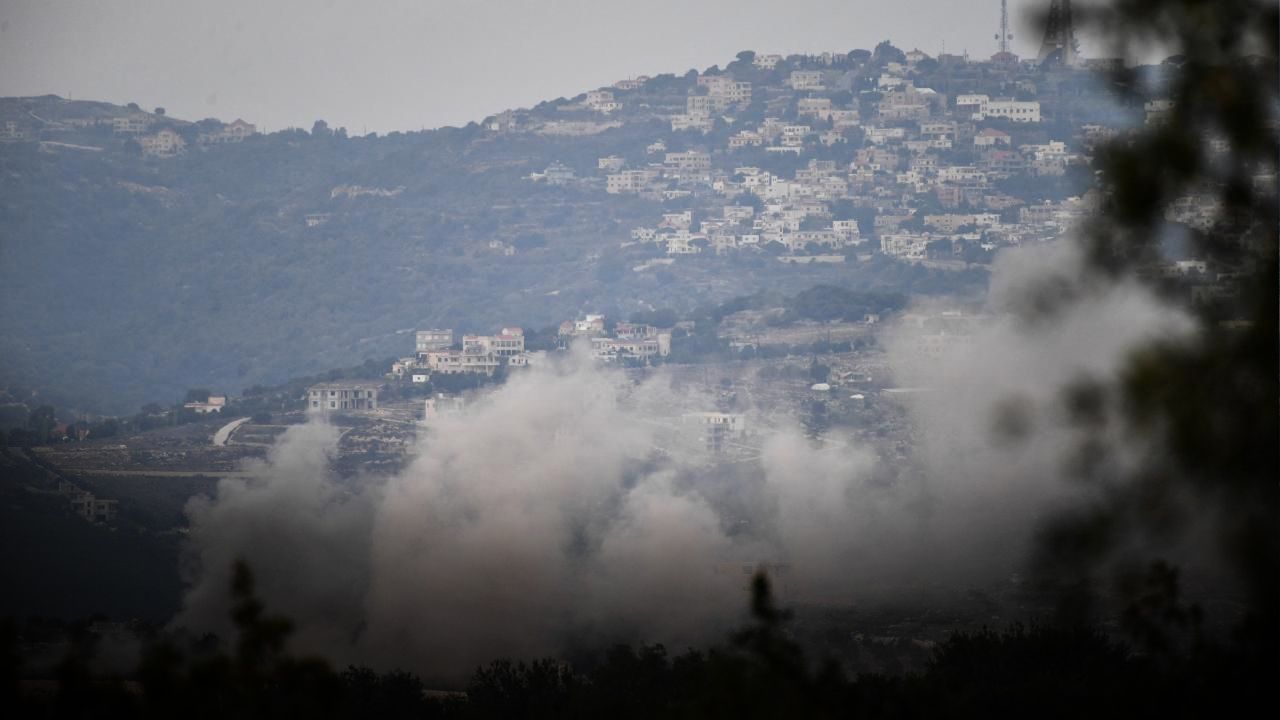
[0,31,1234,419]
[514,47,1117,268]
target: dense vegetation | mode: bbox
[3,566,1270,719]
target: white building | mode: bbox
[754,54,783,69]
[560,314,607,338]
[664,151,712,172]
[416,329,454,354]
[112,116,150,134]
[682,412,747,453]
[543,161,576,185]
[788,70,824,90]
[980,99,1041,123]
[198,118,257,145]
[139,128,186,157]
[585,89,618,112]
[184,394,227,414]
[463,328,525,357]
[607,169,658,194]
[598,155,625,172]
[881,233,931,261]
[422,394,465,425]
[307,382,381,418]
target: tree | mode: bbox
[184,388,211,404]
[808,360,830,384]
[914,58,939,75]
[873,40,906,66]
[1023,0,1277,671]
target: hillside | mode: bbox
[0,47,1124,414]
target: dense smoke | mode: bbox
[175,240,1191,679]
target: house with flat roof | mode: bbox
[307,381,382,418]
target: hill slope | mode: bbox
[0,48,1113,414]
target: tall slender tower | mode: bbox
[1037,0,1080,65]
[996,0,1013,55]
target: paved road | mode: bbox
[212,417,250,446]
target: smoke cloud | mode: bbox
[174,240,1192,680]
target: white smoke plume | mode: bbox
[174,240,1192,680]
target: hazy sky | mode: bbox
[1,0,1069,134]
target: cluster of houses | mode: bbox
[511,46,1139,266]
[557,314,673,362]
[307,315,672,422]
[382,315,676,388]
[0,103,257,158]
[135,118,257,157]
[616,60,1090,262]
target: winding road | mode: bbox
[212,417,250,446]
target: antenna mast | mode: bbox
[996,0,1013,55]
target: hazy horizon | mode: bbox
[2,0,1069,133]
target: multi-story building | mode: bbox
[729,130,764,149]
[112,116,150,134]
[881,233,931,261]
[422,394,465,425]
[697,75,751,104]
[425,349,501,375]
[585,89,618,112]
[686,94,725,115]
[664,151,712,172]
[307,381,381,417]
[671,113,714,133]
[788,70,824,90]
[980,98,1041,123]
[682,412,747,453]
[797,97,832,118]
[139,128,186,157]
[560,314,607,339]
[463,328,525,357]
[198,118,258,145]
[68,491,118,523]
[416,329,454,355]
[607,169,659,194]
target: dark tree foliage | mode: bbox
[1020,0,1278,683]
[784,285,907,323]
[5,564,1277,717]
